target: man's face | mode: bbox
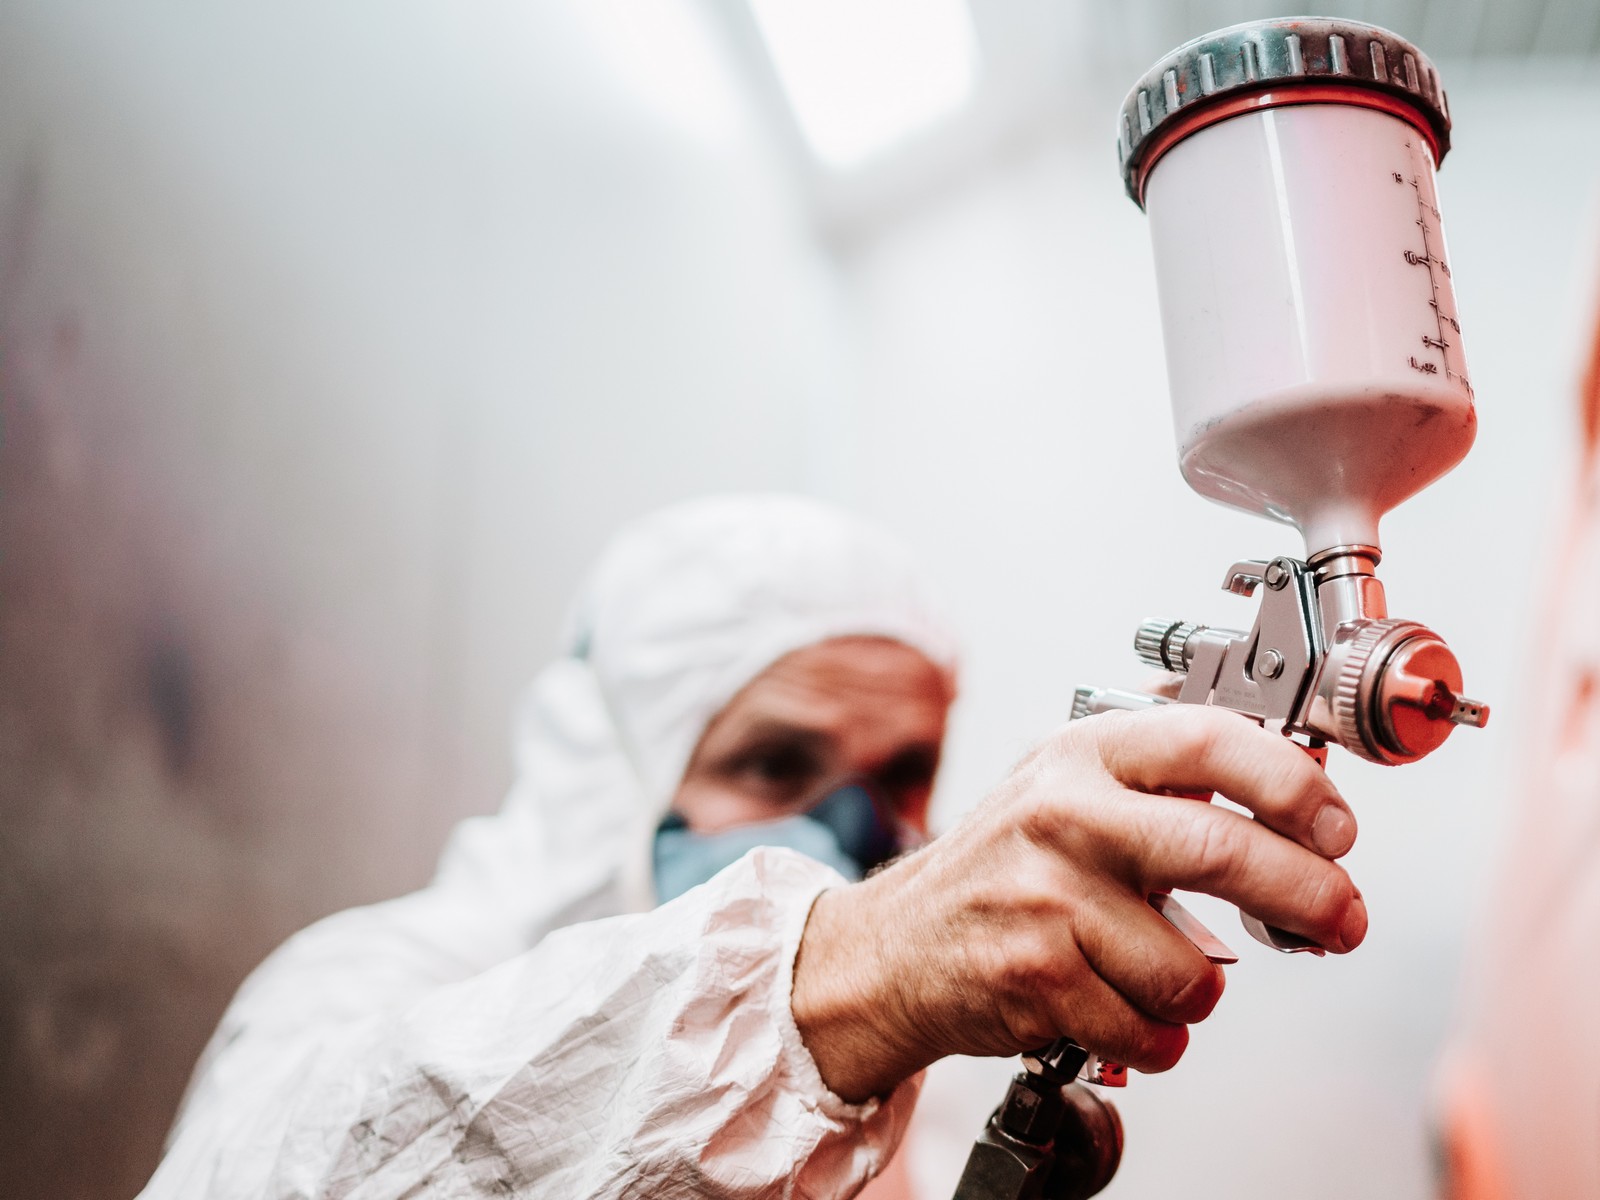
[671,636,954,839]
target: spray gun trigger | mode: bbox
[1240,913,1327,956]
[1150,892,1238,964]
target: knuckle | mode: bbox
[1014,791,1065,847]
[1181,810,1247,888]
[1161,705,1223,766]
[1001,1007,1060,1053]
[1010,780,1107,862]
[1083,708,1145,771]
[1276,759,1331,819]
[1084,707,1136,743]
[993,908,1082,998]
[998,929,1060,994]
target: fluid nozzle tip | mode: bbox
[1449,696,1489,728]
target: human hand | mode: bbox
[790,704,1364,1103]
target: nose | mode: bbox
[807,782,901,873]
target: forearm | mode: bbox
[143,849,919,1200]
[793,864,940,1103]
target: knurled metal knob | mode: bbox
[1117,18,1453,205]
[1071,687,1096,722]
[1134,619,1198,673]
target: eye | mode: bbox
[730,740,825,801]
[873,748,939,797]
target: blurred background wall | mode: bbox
[0,2,1596,1198]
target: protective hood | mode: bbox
[431,493,959,951]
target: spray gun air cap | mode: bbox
[1116,18,1452,208]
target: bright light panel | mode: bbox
[748,0,980,170]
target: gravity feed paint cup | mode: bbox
[1117,18,1475,557]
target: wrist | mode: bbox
[791,874,931,1103]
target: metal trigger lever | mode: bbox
[1150,893,1238,964]
[1176,742,1334,958]
[1242,738,1331,955]
[1156,739,1332,957]
[1153,843,1325,957]
[1240,915,1324,955]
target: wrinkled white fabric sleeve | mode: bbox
[140,847,920,1200]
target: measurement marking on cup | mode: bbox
[1397,159,1472,396]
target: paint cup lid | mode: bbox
[1116,17,1453,207]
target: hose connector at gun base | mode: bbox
[952,1070,1123,1200]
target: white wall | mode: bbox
[836,68,1600,1200]
[0,3,847,1194]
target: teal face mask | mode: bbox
[652,783,902,904]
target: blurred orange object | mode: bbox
[1435,281,1600,1200]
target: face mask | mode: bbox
[652,783,903,904]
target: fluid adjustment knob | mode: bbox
[1325,619,1489,765]
[1133,619,1200,674]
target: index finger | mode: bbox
[1121,792,1368,953]
[1090,704,1358,860]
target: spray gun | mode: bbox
[954,19,1487,1198]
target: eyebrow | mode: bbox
[723,720,834,757]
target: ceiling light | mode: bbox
[748,0,980,170]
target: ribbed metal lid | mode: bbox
[1116,17,1453,205]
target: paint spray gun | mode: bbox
[954,19,1487,1198]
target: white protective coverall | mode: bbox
[140,494,959,1200]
